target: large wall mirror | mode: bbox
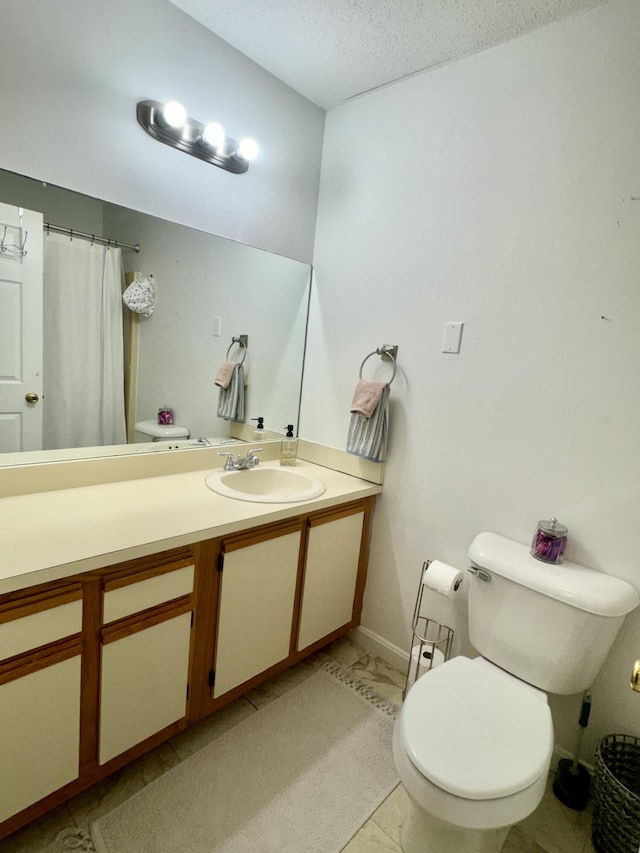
[0,167,311,467]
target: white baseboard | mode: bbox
[349,625,409,674]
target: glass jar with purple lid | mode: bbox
[531,517,568,564]
[157,405,173,425]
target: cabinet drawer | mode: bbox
[103,565,194,624]
[0,599,83,661]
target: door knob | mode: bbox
[25,392,39,404]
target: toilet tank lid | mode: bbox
[468,532,639,618]
[135,420,189,438]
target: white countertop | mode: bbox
[0,460,382,595]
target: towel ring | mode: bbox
[226,336,248,365]
[359,346,397,385]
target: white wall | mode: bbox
[104,204,310,438]
[0,0,324,262]
[303,0,640,759]
[0,170,104,236]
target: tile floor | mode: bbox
[0,637,596,853]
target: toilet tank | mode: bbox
[134,420,190,442]
[467,532,639,695]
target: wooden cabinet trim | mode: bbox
[307,499,370,527]
[101,595,192,645]
[186,539,220,723]
[0,635,81,685]
[103,557,194,593]
[79,580,102,774]
[289,521,310,656]
[222,518,305,553]
[352,498,375,626]
[0,584,83,625]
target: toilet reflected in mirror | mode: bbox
[133,421,190,443]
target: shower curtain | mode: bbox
[43,233,127,449]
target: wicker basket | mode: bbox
[592,734,640,853]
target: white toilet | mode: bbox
[393,531,639,853]
[134,419,190,443]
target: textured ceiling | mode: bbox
[167,0,605,109]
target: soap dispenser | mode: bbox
[280,425,297,466]
[251,417,265,442]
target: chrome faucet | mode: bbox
[217,448,262,471]
[189,437,212,447]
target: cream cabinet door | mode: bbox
[99,612,192,765]
[297,510,365,652]
[213,529,301,698]
[0,655,81,823]
[0,585,82,824]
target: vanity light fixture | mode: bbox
[136,100,258,174]
[161,100,187,129]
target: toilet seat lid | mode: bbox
[135,420,189,438]
[400,656,553,800]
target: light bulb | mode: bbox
[202,122,225,148]
[236,138,259,161]
[162,101,187,129]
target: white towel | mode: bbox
[217,364,245,422]
[346,384,390,462]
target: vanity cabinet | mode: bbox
[297,506,366,652]
[98,556,195,765]
[213,521,303,698]
[0,495,374,840]
[0,584,83,824]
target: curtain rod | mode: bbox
[45,222,140,253]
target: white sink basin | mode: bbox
[205,466,326,503]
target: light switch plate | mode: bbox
[442,321,464,354]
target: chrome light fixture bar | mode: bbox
[136,100,258,174]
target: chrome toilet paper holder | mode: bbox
[403,560,456,698]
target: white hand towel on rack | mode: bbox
[347,383,390,462]
[217,364,246,422]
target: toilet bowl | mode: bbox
[392,531,639,853]
[393,656,552,853]
[134,419,190,443]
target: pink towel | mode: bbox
[350,380,387,418]
[215,361,236,389]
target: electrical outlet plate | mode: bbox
[442,321,464,354]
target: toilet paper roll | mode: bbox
[422,560,463,598]
[407,643,445,687]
